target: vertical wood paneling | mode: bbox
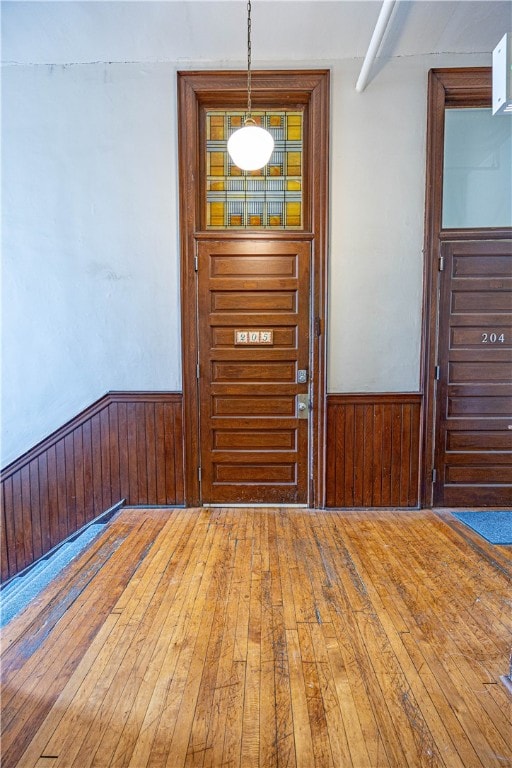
[136,402,148,504]
[326,406,348,508]
[155,403,166,505]
[381,405,392,504]
[126,402,139,506]
[409,404,421,507]
[73,428,85,531]
[11,471,24,571]
[64,433,76,536]
[91,412,103,519]
[174,402,185,504]
[326,394,422,508]
[38,452,51,555]
[82,418,94,526]
[390,404,402,506]
[1,484,8,582]
[372,404,383,504]
[3,479,16,577]
[145,404,157,504]
[352,405,363,505]
[29,459,42,563]
[47,445,60,548]
[164,402,178,504]
[1,393,184,582]
[100,408,112,513]
[117,402,129,502]
[400,405,412,507]
[108,404,121,505]
[56,440,68,541]
[21,465,34,568]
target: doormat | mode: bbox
[0,523,107,628]
[453,511,512,545]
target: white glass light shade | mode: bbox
[227,124,274,171]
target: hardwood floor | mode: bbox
[1,507,511,767]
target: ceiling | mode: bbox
[2,1,511,66]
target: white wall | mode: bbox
[1,29,490,464]
[330,55,427,393]
[2,62,181,464]
[328,53,489,393]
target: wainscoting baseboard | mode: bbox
[1,392,184,582]
[325,393,422,508]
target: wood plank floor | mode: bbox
[1,507,511,768]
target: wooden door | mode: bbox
[197,239,311,504]
[433,240,512,506]
[178,70,329,506]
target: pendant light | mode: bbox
[227,0,274,171]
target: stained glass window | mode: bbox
[205,111,303,229]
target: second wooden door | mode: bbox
[433,240,512,506]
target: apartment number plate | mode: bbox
[235,330,273,345]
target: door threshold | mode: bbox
[204,503,308,508]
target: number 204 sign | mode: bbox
[481,332,506,343]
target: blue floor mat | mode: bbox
[452,511,512,545]
[0,523,104,627]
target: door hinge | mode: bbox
[314,317,322,337]
[196,362,200,379]
[432,468,437,483]
[438,255,445,271]
[434,365,440,380]
[198,466,202,482]
[194,255,198,272]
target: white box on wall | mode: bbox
[493,33,512,115]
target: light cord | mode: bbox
[246,0,252,120]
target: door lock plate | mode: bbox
[297,369,308,384]
[297,394,310,419]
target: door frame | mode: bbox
[177,70,330,507]
[421,67,512,507]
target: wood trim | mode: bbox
[309,69,330,508]
[178,69,330,507]
[439,228,512,241]
[329,393,422,405]
[326,394,422,508]
[420,67,512,507]
[178,72,202,506]
[432,67,493,106]
[1,392,184,582]
[193,231,316,241]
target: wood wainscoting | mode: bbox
[326,394,422,508]
[1,392,184,582]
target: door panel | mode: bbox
[197,239,310,504]
[433,240,512,506]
